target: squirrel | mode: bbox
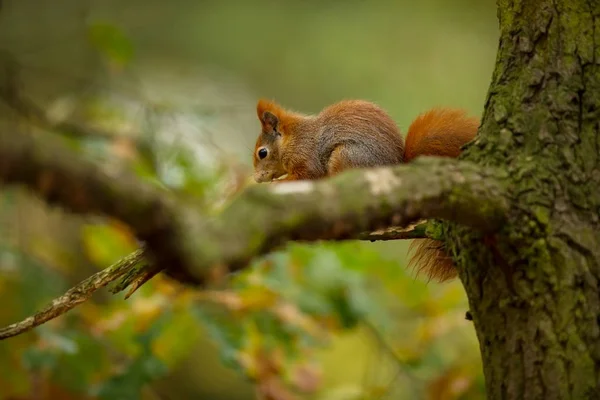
[252,98,479,282]
[252,99,405,182]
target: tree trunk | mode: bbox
[454,1,600,398]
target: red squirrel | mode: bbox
[252,99,479,282]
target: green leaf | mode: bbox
[81,223,137,267]
[95,337,168,400]
[22,347,58,372]
[14,254,68,317]
[52,330,110,393]
[87,22,134,67]
[152,309,201,367]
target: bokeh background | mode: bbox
[0,1,499,399]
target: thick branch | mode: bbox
[0,130,174,228]
[178,158,508,283]
[0,128,193,278]
[0,127,511,339]
[0,127,509,288]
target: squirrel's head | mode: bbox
[253,99,287,183]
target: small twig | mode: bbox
[119,265,162,300]
[357,223,428,241]
[0,248,144,340]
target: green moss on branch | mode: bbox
[0,129,509,289]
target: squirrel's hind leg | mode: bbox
[326,145,356,176]
[327,144,400,176]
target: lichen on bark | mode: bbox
[444,1,600,398]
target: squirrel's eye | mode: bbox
[258,148,268,159]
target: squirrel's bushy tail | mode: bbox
[403,108,479,282]
[407,239,457,282]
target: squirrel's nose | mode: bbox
[253,171,270,183]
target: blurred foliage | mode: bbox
[0,0,498,399]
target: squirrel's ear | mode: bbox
[257,99,280,131]
[262,111,279,131]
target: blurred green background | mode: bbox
[0,0,498,399]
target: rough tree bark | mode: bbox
[450,1,600,398]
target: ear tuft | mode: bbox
[256,99,273,119]
[256,98,281,131]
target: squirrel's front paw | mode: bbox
[270,174,290,183]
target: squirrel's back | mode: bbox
[314,100,405,172]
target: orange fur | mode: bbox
[408,239,457,282]
[252,99,404,182]
[404,108,479,162]
[404,108,479,282]
[252,99,479,283]
[256,99,305,137]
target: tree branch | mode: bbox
[0,223,432,340]
[176,157,508,284]
[0,127,509,295]
[0,248,144,340]
[0,127,193,278]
